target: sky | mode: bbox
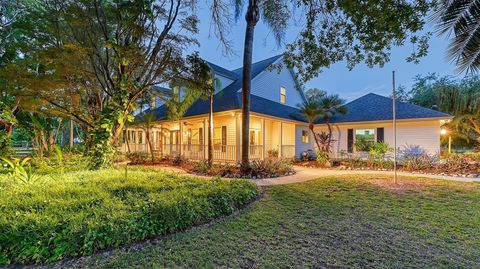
[191,6,458,102]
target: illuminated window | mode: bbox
[214,126,227,152]
[137,131,143,144]
[302,130,309,143]
[280,87,286,104]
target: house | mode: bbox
[314,93,451,157]
[119,55,451,162]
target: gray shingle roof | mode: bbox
[315,93,451,124]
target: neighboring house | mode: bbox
[119,55,451,162]
[314,93,451,157]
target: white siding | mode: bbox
[238,60,304,108]
[314,119,442,157]
[295,125,313,158]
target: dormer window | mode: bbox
[280,87,286,104]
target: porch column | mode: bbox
[262,118,266,160]
[179,121,183,156]
[159,124,163,155]
[236,113,241,162]
[203,118,207,160]
[279,122,283,157]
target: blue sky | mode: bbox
[192,6,457,101]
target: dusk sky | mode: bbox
[191,6,459,101]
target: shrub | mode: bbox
[316,151,330,166]
[31,154,89,175]
[399,145,437,171]
[267,148,279,158]
[354,136,373,152]
[193,160,211,174]
[250,158,294,177]
[126,152,149,164]
[172,155,186,165]
[0,168,259,265]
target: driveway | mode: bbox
[255,165,480,186]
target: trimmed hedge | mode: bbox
[0,168,259,265]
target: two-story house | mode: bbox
[119,55,451,162]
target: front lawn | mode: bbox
[64,175,480,268]
[0,168,258,265]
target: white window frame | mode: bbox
[280,87,286,104]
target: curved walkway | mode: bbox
[255,166,480,186]
[145,164,480,186]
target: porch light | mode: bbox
[231,112,235,117]
[440,128,448,135]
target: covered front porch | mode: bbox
[119,111,297,162]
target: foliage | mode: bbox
[4,0,210,169]
[267,148,279,158]
[316,151,330,166]
[434,0,480,73]
[398,145,437,171]
[56,175,480,268]
[250,158,294,177]
[298,90,347,152]
[354,136,374,152]
[368,142,391,160]
[31,154,89,175]
[126,152,149,165]
[0,168,259,265]
[0,157,44,184]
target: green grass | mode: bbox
[0,167,258,265]
[62,175,480,268]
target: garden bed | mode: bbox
[126,153,296,179]
[0,167,259,265]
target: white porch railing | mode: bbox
[121,143,298,162]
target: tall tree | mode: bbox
[210,0,433,171]
[10,0,206,169]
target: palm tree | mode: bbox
[236,0,290,171]
[317,94,347,152]
[435,0,480,73]
[297,99,322,151]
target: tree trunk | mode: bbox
[146,128,154,162]
[241,0,260,172]
[325,117,332,152]
[208,94,214,166]
[69,116,74,148]
[309,123,322,151]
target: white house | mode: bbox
[119,55,451,161]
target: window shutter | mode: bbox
[347,129,354,153]
[377,128,384,142]
[222,126,227,152]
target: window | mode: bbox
[280,87,286,104]
[214,126,227,152]
[354,129,375,151]
[128,130,136,143]
[302,130,309,143]
[137,131,143,144]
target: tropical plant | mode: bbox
[398,145,437,171]
[297,98,323,151]
[354,136,374,152]
[434,0,480,73]
[0,157,43,184]
[317,94,347,152]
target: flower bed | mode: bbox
[128,155,295,179]
[0,168,259,265]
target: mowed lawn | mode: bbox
[60,175,480,268]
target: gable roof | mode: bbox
[315,93,451,124]
[149,54,307,122]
